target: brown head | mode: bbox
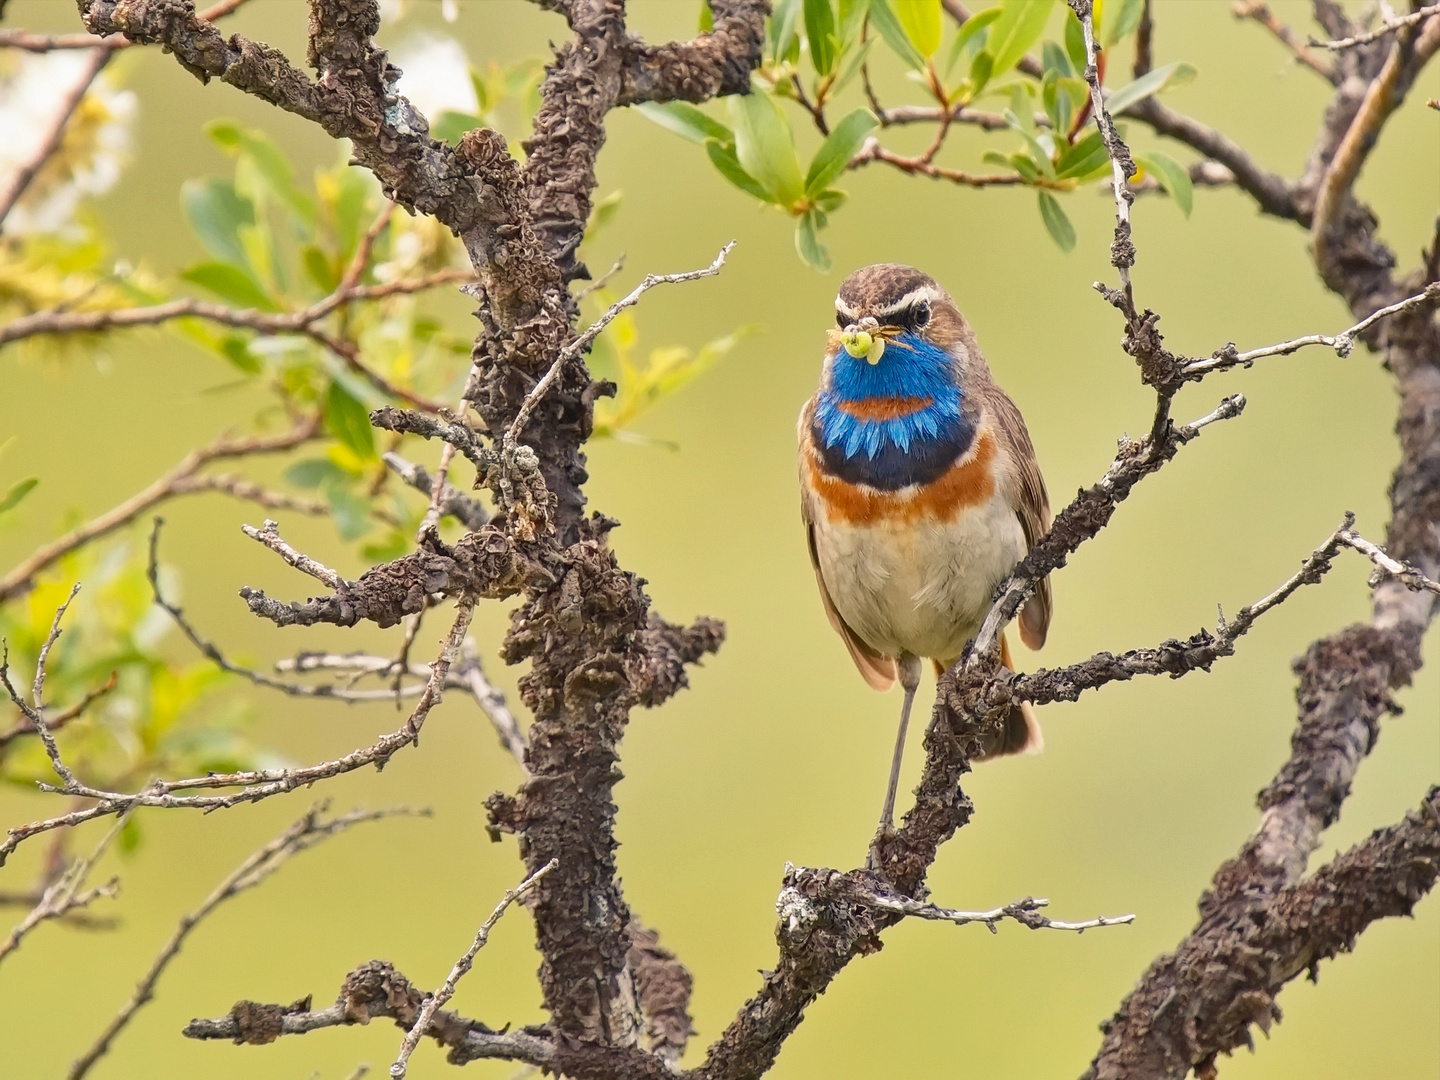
[832,264,981,365]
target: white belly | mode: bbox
[812,492,1026,662]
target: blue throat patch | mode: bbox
[812,335,975,491]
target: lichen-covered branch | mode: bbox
[70,803,420,1080]
[182,959,556,1067]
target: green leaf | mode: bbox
[1134,150,1193,215]
[1042,39,1073,78]
[1007,152,1039,182]
[588,189,624,237]
[987,0,1055,78]
[1042,70,1072,135]
[946,6,1001,74]
[0,477,38,515]
[832,34,875,93]
[699,0,714,33]
[1105,61,1197,117]
[704,139,772,201]
[1063,7,1087,73]
[635,101,733,145]
[325,381,376,460]
[325,482,372,541]
[769,0,803,61]
[838,0,870,44]
[794,210,831,271]
[868,0,928,69]
[968,49,994,95]
[892,0,942,57]
[219,334,262,374]
[204,121,315,225]
[303,245,338,292]
[361,529,410,562]
[1055,128,1107,178]
[813,187,847,212]
[1103,0,1145,47]
[729,92,805,206]
[179,262,277,311]
[804,0,838,74]
[805,108,877,194]
[333,170,373,267]
[432,110,484,144]
[285,458,350,489]
[1037,190,1076,251]
[181,178,255,269]
[1004,108,1055,178]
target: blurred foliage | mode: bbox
[0,544,272,850]
[0,28,754,819]
[643,0,1195,266]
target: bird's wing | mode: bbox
[981,383,1052,650]
[799,398,896,691]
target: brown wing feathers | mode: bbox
[979,381,1052,651]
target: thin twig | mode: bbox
[1232,0,1339,81]
[67,803,422,1080]
[0,671,116,751]
[0,0,248,52]
[1072,0,1137,296]
[505,242,735,448]
[849,137,1056,188]
[381,452,489,530]
[1186,282,1440,375]
[0,48,111,225]
[1,584,83,788]
[456,640,528,771]
[181,959,556,1066]
[147,519,432,703]
[970,395,1248,660]
[241,519,345,590]
[862,891,1134,934]
[573,255,626,301]
[0,808,130,967]
[0,601,474,865]
[1336,526,1440,595]
[0,416,320,603]
[0,269,470,347]
[389,859,557,1080]
[1311,2,1440,49]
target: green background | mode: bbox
[2,1,1437,1077]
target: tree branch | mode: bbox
[390,859,557,1079]
[0,598,471,865]
[1311,3,1440,50]
[68,803,422,1080]
[0,806,126,968]
[0,415,320,603]
[182,959,556,1067]
[1232,0,1339,82]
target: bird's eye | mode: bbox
[836,312,848,329]
[911,300,931,328]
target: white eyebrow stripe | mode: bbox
[835,297,858,320]
[870,285,941,318]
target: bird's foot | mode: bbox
[865,823,895,872]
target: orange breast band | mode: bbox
[807,430,997,527]
[835,395,935,422]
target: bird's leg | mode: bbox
[868,652,922,869]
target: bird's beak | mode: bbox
[839,326,886,364]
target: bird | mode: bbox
[797,263,1052,852]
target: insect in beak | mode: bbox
[838,317,887,364]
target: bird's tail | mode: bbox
[983,633,1043,759]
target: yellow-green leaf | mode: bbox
[892,0,942,57]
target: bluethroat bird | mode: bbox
[798,264,1052,849]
